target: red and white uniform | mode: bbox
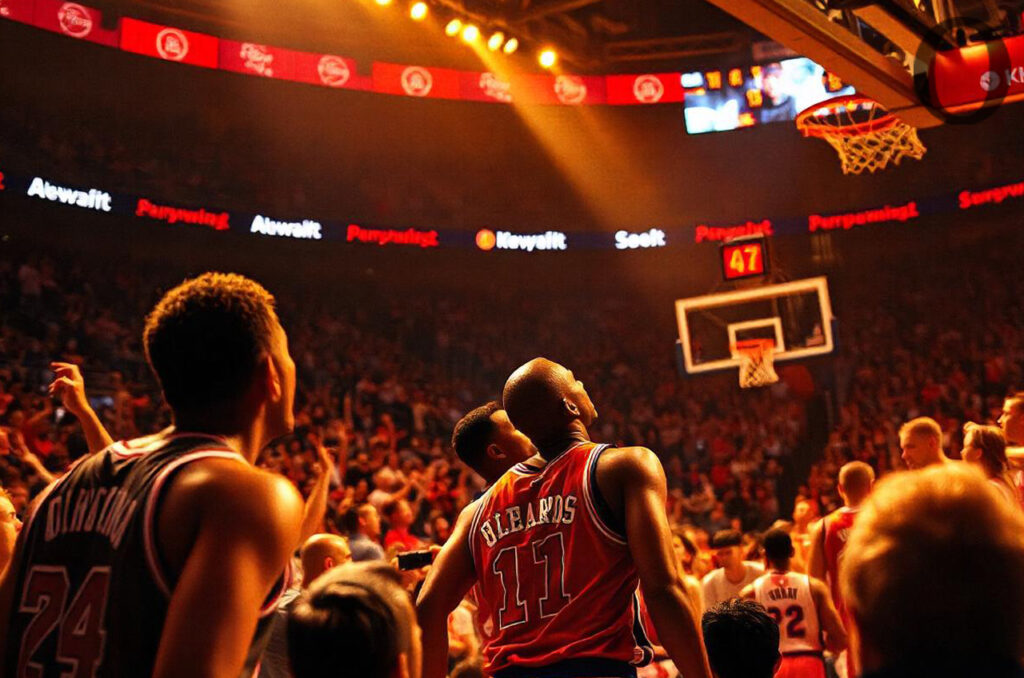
[822,506,858,625]
[470,442,653,678]
[752,571,824,678]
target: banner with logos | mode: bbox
[2,166,1023,253]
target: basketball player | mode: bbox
[451,401,537,486]
[0,489,20,573]
[998,393,1024,506]
[417,358,711,678]
[0,272,304,678]
[741,529,846,678]
[806,461,874,624]
[898,417,950,469]
[842,464,1024,677]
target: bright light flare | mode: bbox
[461,23,480,43]
[502,37,519,54]
[374,0,392,6]
[445,18,462,36]
[410,2,428,20]
[487,31,505,51]
[539,48,557,68]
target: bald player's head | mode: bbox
[300,534,351,586]
[838,461,875,507]
[502,358,597,453]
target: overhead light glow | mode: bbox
[410,2,428,20]
[487,31,505,51]
[502,37,518,54]
[374,0,392,6]
[461,23,480,43]
[445,18,463,36]
[539,48,557,68]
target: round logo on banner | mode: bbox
[58,3,93,38]
[401,67,433,97]
[156,28,190,61]
[479,73,513,103]
[239,43,274,76]
[475,229,497,251]
[554,76,587,104]
[318,55,351,88]
[633,75,665,103]
[979,70,1001,93]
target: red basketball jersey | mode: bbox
[469,442,653,678]
[822,506,858,624]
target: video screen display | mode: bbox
[682,57,854,134]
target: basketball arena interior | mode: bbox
[1,1,1024,677]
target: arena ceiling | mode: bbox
[88,0,766,71]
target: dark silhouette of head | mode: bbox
[502,358,597,457]
[761,528,794,570]
[451,401,536,484]
[702,599,780,678]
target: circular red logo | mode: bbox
[401,67,433,97]
[475,229,496,251]
[554,76,587,105]
[58,3,93,38]
[318,55,351,88]
[633,75,665,104]
[156,28,189,61]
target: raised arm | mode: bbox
[298,436,334,542]
[416,501,479,678]
[599,447,713,678]
[49,362,114,453]
[810,577,847,653]
[152,460,303,678]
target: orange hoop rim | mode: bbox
[796,95,900,139]
[732,338,776,355]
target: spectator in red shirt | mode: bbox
[383,498,424,552]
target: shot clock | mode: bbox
[720,235,768,281]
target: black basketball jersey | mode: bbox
[3,432,290,678]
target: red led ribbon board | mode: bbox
[721,239,767,281]
[120,17,218,69]
[0,0,34,23]
[219,40,295,80]
[31,0,118,46]
[372,62,462,100]
[606,74,685,105]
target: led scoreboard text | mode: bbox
[721,239,767,281]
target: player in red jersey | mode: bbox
[742,529,846,678]
[0,273,304,678]
[806,461,872,678]
[418,358,711,678]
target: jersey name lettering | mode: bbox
[479,494,577,547]
[767,586,799,601]
[44,486,139,549]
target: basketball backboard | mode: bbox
[675,276,835,375]
[701,0,1024,129]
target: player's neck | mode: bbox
[535,425,591,460]
[169,415,265,463]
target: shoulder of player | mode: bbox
[739,582,756,599]
[166,458,303,527]
[596,445,665,482]
[807,573,830,598]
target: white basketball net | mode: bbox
[797,97,926,175]
[736,341,779,389]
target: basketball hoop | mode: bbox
[732,339,779,389]
[796,95,926,175]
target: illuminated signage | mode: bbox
[615,228,666,250]
[27,177,111,211]
[721,238,767,281]
[476,229,567,252]
[250,215,322,240]
[0,171,5,190]
[695,219,772,244]
[808,201,918,232]
[346,224,439,248]
[136,198,229,231]
[959,181,1024,209]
